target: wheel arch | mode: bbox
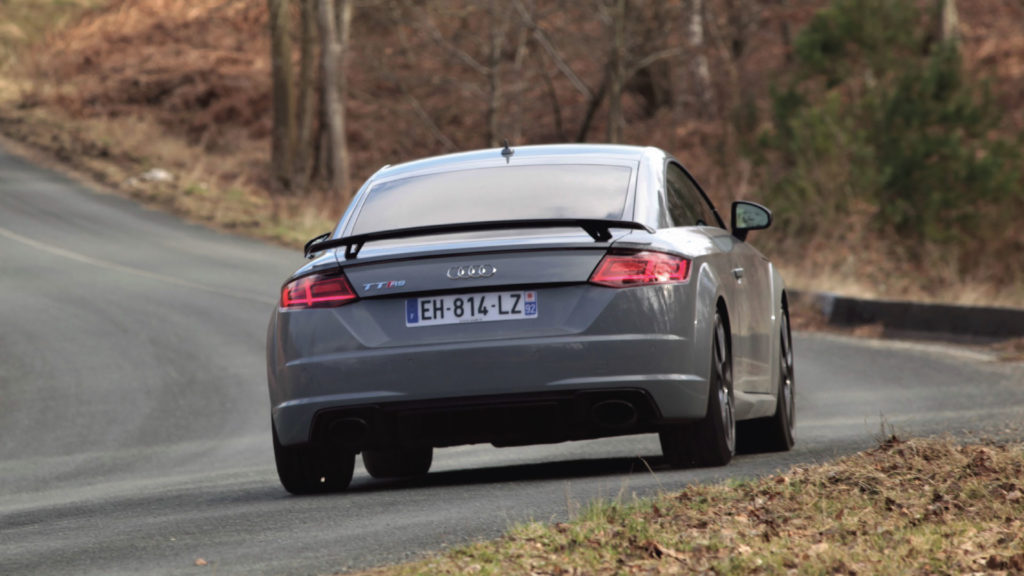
[715,296,732,362]
[692,260,730,415]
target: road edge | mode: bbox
[790,289,1024,341]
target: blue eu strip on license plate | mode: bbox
[406,291,538,327]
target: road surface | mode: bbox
[1,144,1022,575]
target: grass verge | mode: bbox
[355,437,1024,575]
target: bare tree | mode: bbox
[412,1,516,147]
[938,0,959,44]
[335,0,354,202]
[513,0,607,142]
[486,0,511,147]
[380,1,458,152]
[268,0,295,193]
[702,0,760,202]
[505,23,533,144]
[776,0,792,63]
[606,0,626,143]
[294,0,318,194]
[317,0,352,204]
[688,0,712,107]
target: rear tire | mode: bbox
[660,312,735,468]
[362,446,433,479]
[737,307,796,454]
[273,424,355,494]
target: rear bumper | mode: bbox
[270,333,709,447]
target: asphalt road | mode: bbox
[1,144,1022,575]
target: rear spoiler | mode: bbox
[303,219,655,260]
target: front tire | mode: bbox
[273,424,355,494]
[737,307,795,453]
[362,446,433,479]
[660,311,735,467]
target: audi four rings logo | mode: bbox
[447,264,497,279]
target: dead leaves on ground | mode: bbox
[367,438,1024,576]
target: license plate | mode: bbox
[405,291,538,327]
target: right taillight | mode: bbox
[280,272,358,309]
[589,251,691,288]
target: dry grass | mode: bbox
[780,266,1024,311]
[993,338,1024,363]
[0,0,107,66]
[0,101,338,247]
[355,437,1024,576]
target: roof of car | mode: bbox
[374,144,662,181]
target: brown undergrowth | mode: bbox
[356,437,1024,576]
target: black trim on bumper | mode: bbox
[310,389,664,450]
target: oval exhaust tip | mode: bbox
[328,417,369,446]
[591,399,638,429]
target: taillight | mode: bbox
[280,272,358,309]
[589,251,691,288]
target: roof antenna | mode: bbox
[500,139,514,164]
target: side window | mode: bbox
[667,162,721,228]
[666,163,702,227]
[692,180,719,228]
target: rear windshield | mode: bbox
[350,164,632,235]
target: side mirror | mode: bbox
[731,201,772,242]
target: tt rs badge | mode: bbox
[363,280,406,291]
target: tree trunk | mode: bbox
[606,0,626,143]
[486,0,507,147]
[317,0,349,205]
[534,49,567,141]
[508,25,530,144]
[294,0,318,195]
[268,0,295,194]
[576,73,608,142]
[723,0,753,61]
[777,0,792,63]
[335,0,353,204]
[688,0,711,107]
[939,0,959,44]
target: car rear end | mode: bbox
[267,147,711,453]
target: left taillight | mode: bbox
[280,272,358,309]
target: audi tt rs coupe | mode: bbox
[266,143,795,494]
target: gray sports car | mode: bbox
[266,143,795,494]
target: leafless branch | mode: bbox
[627,46,685,79]
[511,0,593,99]
[411,1,490,76]
[381,2,458,152]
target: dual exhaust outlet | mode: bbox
[324,398,640,447]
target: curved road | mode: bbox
[1,144,1022,575]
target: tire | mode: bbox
[362,446,433,479]
[737,307,795,454]
[273,424,355,495]
[660,311,735,468]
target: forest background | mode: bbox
[0,0,1021,306]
